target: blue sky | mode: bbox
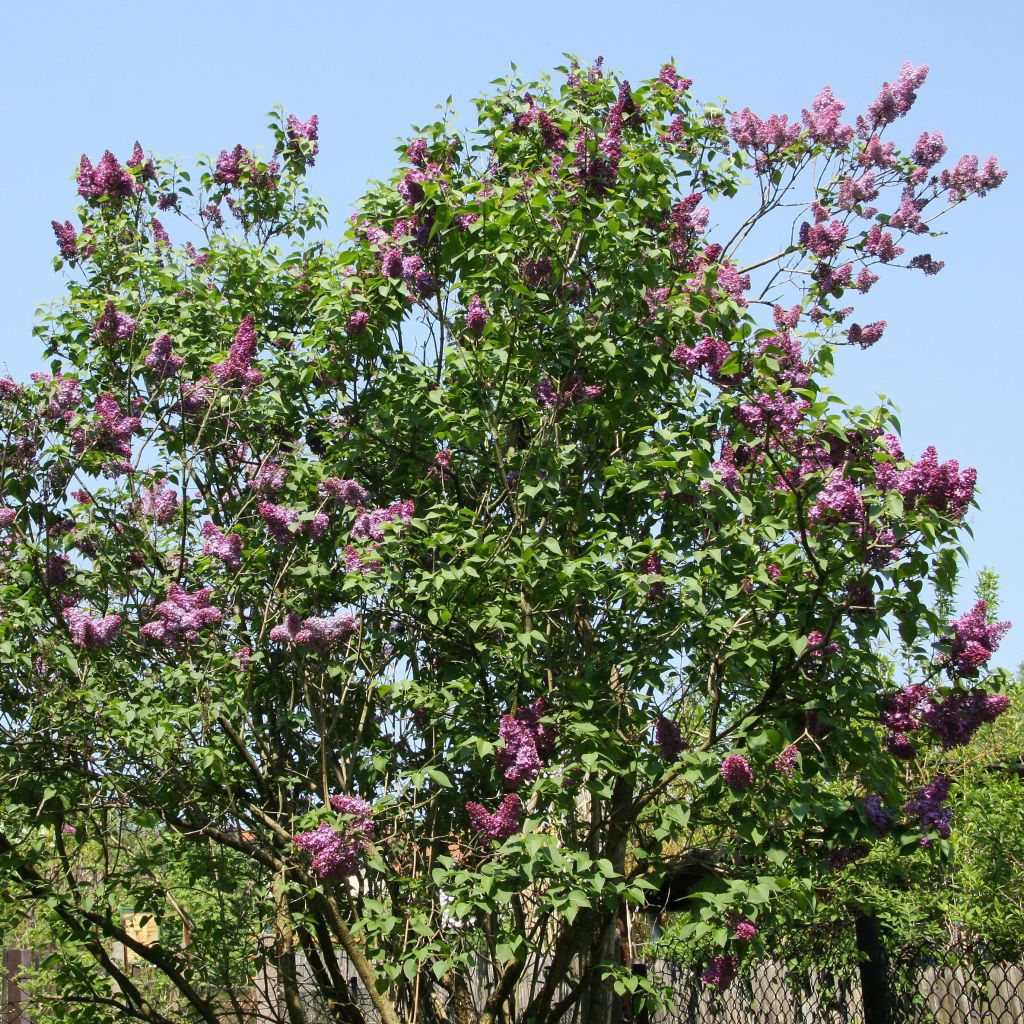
[1,1,1020,667]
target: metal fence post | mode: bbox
[855,913,893,1024]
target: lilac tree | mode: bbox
[0,58,1012,1023]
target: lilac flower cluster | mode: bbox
[292,795,374,880]
[921,690,1011,747]
[847,321,886,348]
[800,219,847,259]
[809,472,864,525]
[534,373,602,408]
[859,62,929,133]
[211,316,263,391]
[73,395,140,471]
[774,744,799,776]
[940,155,1008,201]
[466,793,523,843]
[947,601,1011,677]
[654,717,684,762]
[77,150,137,200]
[141,585,223,645]
[51,220,78,258]
[863,794,893,835]
[875,439,976,520]
[346,310,370,336]
[734,392,810,438]
[30,372,80,421]
[466,296,489,336]
[202,520,243,571]
[729,108,801,154]
[249,460,287,495]
[803,86,853,147]
[92,302,136,341]
[319,478,372,507]
[351,500,414,540]
[145,334,184,379]
[670,336,729,379]
[806,631,840,658]
[701,955,739,989]
[721,754,754,790]
[63,607,123,649]
[903,774,953,845]
[270,611,359,651]
[495,699,556,787]
[259,502,328,543]
[286,114,320,163]
[733,919,757,942]
[343,544,381,575]
[139,482,179,524]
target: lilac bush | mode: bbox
[0,57,1013,1023]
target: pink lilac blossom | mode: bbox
[319,478,372,507]
[701,955,739,989]
[381,248,404,278]
[140,585,223,645]
[671,336,730,380]
[709,444,741,492]
[837,172,878,210]
[756,333,810,388]
[466,296,489,336]
[809,472,864,525]
[286,114,320,162]
[775,744,799,776]
[863,225,904,263]
[202,520,243,571]
[496,715,543,787]
[947,601,1011,678]
[658,64,691,92]
[856,268,879,293]
[62,607,122,649]
[214,145,249,185]
[802,86,853,146]
[51,220,78,258]
[533,373,603,408]
[145,334,184,378]
[940,154,1008,201]
[249,460,287,495]
[861,62,929,131]
[92,302,136,341]
[729,109,801,151]
[858,135,897,168]
[150,218,170,245]
[343,544,381,575]
[271,611,360,651]
[721,754,754,790]
[407,138,429,165]
[351,500,414,540]
[293,798,372,880]
[211,316,263,391]
[912,130,947,167]
[466,794,523,843]
[180,378,213,414]
[889,191,926,233]
[259,501,297,542]
[800,220,847,259]
[875,445,976,520]
[806,631,840,658]
[734,393,810,437]
[346,310,370,336]
[773,304,801,331]
[734,920,757,942]
[139,482,179,524]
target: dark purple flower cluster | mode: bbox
[140,584,223,645]
[801,219,847,259]
[466,793,523,843]
[202,520,243,571]
[863,794,893,835]
[77,150,137,200]
[875,439,977,520]
[51,220,78,258]
[846,321,886,348]
[534,373,602,409]
[701,955,739,989]
[345,310,370,336]
[654,717,685,762]
[721,754,754,790]
[903,774,953,844]
[466,296,489,336]
[92,302,136,341]
[921,690,1011,747]
[211,316,263,391]
[63,607,122,649]
[806,631,840,658]
[734,392,810,438]
[947,602,1012,678]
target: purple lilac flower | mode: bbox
[801,220,847,259]
[802,86,853,146]
[77,151,135,199]
[407,138,429,165]
[202,520,243,571]
[466,794,523,843]
[248,460,287,494]
[909,254,944,276]
[343,544,381,575]
[145,334,184,378]
[940,154,1008,201]
[293,798,372,880]
[271,611,359,651]
[920,690,1011,747]
[903,774,953,843]
[319,478,372,507]
[863,794,893,835]
[721,754,754,790]
[51,220,78,258]
[63,607,123,649]
[654,717,684,762]
[862,62,929,131]
[875,445,976,520]
[150,218,170,245]
[286,113,320,163]
[259,501,297,543]
[671,336,730,379]
[806,631,840,658]
[351,500,414,541]
[346,310,370,336]
[211,316,263,391]
[944,601,1011,678]
[774,744,799,776]
[701,955,739,989]
[864,225,904,263]
[809,472,864,524]
[92,302,136,341]
[466,296,489,336]
[496,714,543,787]
[733,919,757,942]
[140,585,223,645]
[139,482,179,524]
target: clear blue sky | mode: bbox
[2,1,1020,668]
